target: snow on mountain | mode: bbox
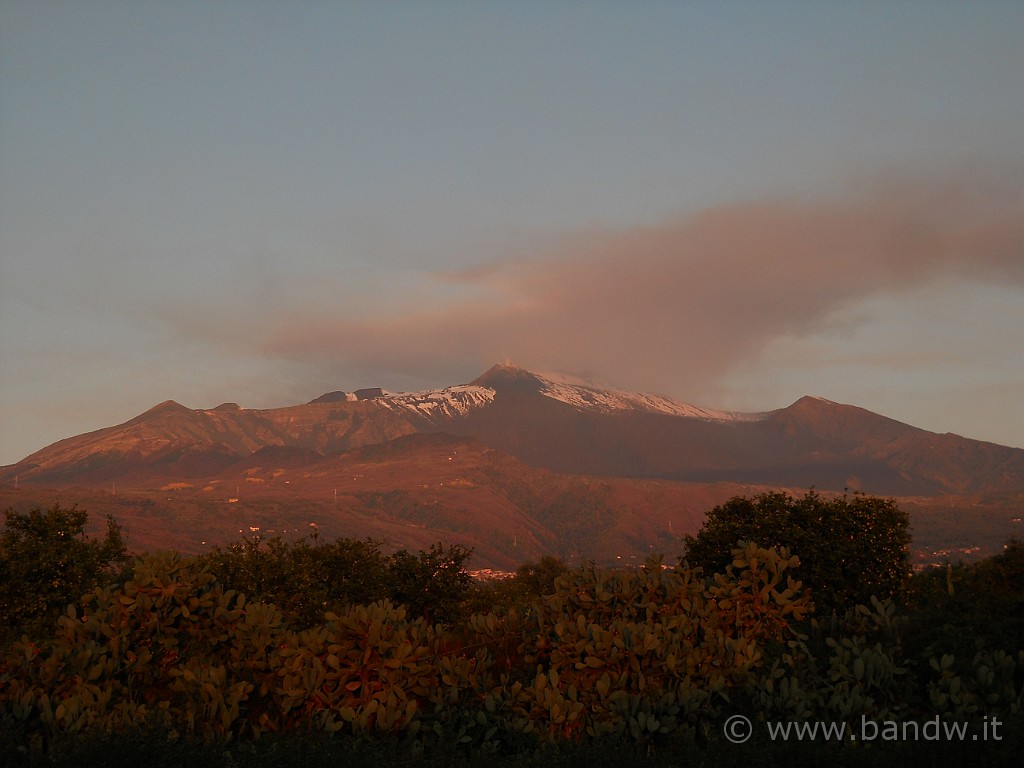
[530,370,762,421]
[372,365,764,422]
[377,384,497,419]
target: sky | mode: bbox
[1,1,1022,465]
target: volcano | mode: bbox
[3,364,1022,566]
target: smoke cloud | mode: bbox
[213,173,1024,399]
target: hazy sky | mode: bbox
[1,1,1022,465]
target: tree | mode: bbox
[196,536,474,627]
[196,534,391,629]
[387,542,474,626]
[512,555,569,598]
[682,490,910,613]
[0,504,129,641]
[907,538,1024,660]
[463,555,570,617]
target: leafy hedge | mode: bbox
[3,541,1022,766]
[2,502,1023,765]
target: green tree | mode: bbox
[682,490,910,613]
[197,536,474,627]
[906,538,1024,660]
[513,555,569,597]
[464,555,570,616]
[387,542,474,626]
[196,534,390,628]
[0,503,129,641]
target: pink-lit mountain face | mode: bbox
[3,364,1022,567]
[5,363,1024,497]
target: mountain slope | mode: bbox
[448,367,1024,496]
[4,364,1024,497]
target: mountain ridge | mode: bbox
[3,363,1022,568]
[4,364,1024,498]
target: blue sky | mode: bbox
[1,1,1022,464]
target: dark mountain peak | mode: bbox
[773,394,925,445]
[153,399,188,410]
[775,395,894,421]
[470,363,545,393]
[136,400,192,419]
[785,395,841,411]
[354,387,386,400]
[468,364,748,421]
[211,402,241,412]
[309,388,386,404]
[309,391,350,404]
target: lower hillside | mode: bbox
[1,434,1021,569]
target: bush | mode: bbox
[3,526,1022,767]
[683,491,910,613]
[462,544,813,746]
[195,535,391,629]
[196,537,474,628]
[464,556,570,617]
[907,539,1024,657]
[0,504,129,643]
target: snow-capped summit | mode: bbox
[378,384,497,419]
[7,361,1024,501]
[470,363,758,421]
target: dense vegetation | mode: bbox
[683,490,911,613]
[1,501,1022,767]
[194,534,474,629]
[0,505,129,644]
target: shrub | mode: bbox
[0,504,129,643]
[489,543,813,743]
[683,491,910,613]
[196,537,474,628]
